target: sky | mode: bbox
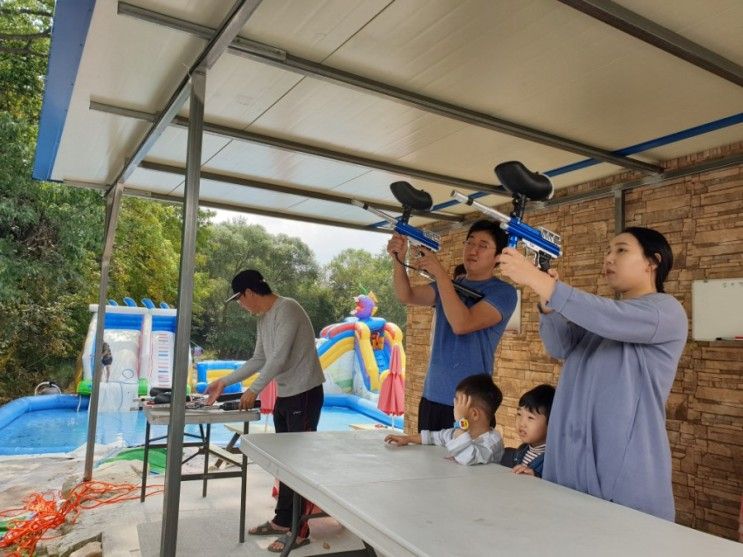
[211,209,389,265]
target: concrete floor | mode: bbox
[0,442,368,556]
[134,461,368,557]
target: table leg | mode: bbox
[280,492,302,557]
[239,420,248,543]
[140,421,151,503]
[202,423,211,498]
[214,432,239,468]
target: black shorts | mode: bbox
[102,357,113,365]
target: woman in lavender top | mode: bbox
[499,227,687,521]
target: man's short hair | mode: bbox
[455,374,503,428]
[467,219,508,254]
[518,384,556,423]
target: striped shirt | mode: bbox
[521,443,546,467]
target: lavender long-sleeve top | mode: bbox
[540,282,687,520]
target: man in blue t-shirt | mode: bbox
[388,220,517,432]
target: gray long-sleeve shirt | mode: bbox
[540,282,687,521]
[222,297,325,398]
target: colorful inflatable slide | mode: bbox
[317,293,405,401]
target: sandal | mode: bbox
[267,533,310,553]
[248,520,290,536]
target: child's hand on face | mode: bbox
[384,434,410,446]
[453,393,472,422]
[513,464,536,476]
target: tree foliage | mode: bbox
[325,247,407,328]
[0,0,53,122]
[192,220,326,360]
[0,1,104,399]
[192,227,406,362]
[0,1,406,402]
[0,112,103,399]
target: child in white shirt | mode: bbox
[384,374,504,465]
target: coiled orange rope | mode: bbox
[0,480,163,556]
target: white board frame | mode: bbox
[691,278,743,341]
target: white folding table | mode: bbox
[240,430,742,557]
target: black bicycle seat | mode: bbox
[494,161,554,201]
[390,181,433,211]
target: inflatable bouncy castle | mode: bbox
[194,360,261,395]
[77,298,194,411]
[317,293,405,401]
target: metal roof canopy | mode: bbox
[34,0,743,229]
[33,1,743,555]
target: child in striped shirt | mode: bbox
[501,384,555,477]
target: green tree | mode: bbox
[0,0,53,122]
[0,0,221,398]
[324,248,407,331]
[0,1,107,400]
[89,195,216,354]
[108,198,178,305]
[0,113,104,399]
[193,219,327,360]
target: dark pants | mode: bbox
[272,383,324,535]
[417,396,454,433]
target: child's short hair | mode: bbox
[518,384,556,423]
[456,374,503,428]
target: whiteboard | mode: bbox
[691,278,743,341]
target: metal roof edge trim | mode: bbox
[32,0,96,181]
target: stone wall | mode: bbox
[402,141,743,540]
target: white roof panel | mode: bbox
[618,0,743,65]
[203,140,370,190]
[146,127,232,167]
[126,167,184,193]
[239,0,392,62]
[37,0,743,230]
[180,55,304,129]
[176,179,309,209]
[320,0,742,154]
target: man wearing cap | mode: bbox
[206,269,324,552]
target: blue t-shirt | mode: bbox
[424,277,518,405]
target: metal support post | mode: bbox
[83,182,124,481]
[159,66,205,557]
[614,188,625,234]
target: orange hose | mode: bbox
[0,481,163,556]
